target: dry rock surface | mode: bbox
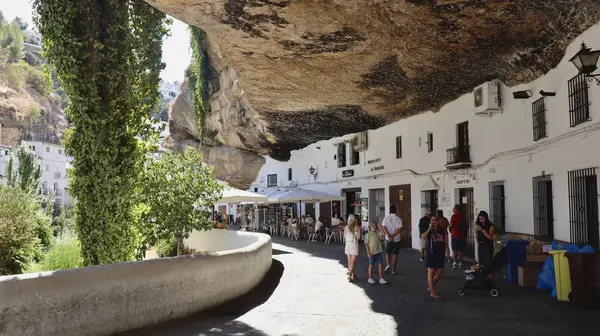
[151,0,600,187]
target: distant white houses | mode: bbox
[20,140,73,207]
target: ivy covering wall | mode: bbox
[34,0,170,265]
[187,26,210,134]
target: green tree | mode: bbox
[6,146,42,194]
[0,186,44,275]
[34,0,171,266]
[188,26,211,133]
[139,147,223,256]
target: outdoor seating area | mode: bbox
[214,187,350,244]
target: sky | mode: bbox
[0,0,191,83]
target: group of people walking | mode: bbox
[343,204,496,299]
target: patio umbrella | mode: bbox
[267,188,345,203]
[219,188,268,203]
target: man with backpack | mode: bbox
[449,204,467,269]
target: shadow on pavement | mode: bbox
[272,248,292,255]
[273,237,600,336]
[115,259,284,336]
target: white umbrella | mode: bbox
[267,188,344,203]
[219,188,268,203]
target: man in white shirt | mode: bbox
[381,205,403,274]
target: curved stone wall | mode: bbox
[0,230,272,336]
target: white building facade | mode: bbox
[22,141,73,207]
[249,23,600,255]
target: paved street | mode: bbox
[119,236,600,336]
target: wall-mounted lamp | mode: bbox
[309,166,318,180]
[512,90,532,99]
[570,42,600,85]
[539,90,556,97]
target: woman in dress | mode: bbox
[475,210,496,278]
[344,214,361,281]
[421,216,447,298]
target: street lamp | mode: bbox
[569,42,600,85]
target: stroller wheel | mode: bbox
[458,289,466,296]
[490,289,499,297]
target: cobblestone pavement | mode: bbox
[120,236,600,336]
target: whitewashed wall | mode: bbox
[250,23,600,250]
[22,141,73,206]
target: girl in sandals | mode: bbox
[344,214,361,281]
[421,216,447,298]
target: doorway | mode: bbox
[533,175,554,242]
[305,203,315,218]
[389,184,412,248]
[458,187,475,257]
[568,168,599,249]
[319,201,332,222]
[342,188,362,219]
[489,181,506,232]
[369,189,385,225]
[420,190,438,216]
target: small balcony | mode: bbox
[446,146,472,169]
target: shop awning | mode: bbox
[421,176,439,191]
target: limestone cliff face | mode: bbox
[150,0,600,187]
[0,85,68,147]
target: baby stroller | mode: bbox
[458,238,509,297]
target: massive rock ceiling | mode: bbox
[148,0,600,188]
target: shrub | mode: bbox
[26,66,50,95]
[0,186,42,275]
[2,62,26,89]
[155,236,177,258]
[29,105,41,123]
[28,235,82,272]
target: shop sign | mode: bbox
[342,169,354,178]
[371,165,384,172]
[367,158,381,164]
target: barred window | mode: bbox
[568,73,590,127]
[532,98,547,141]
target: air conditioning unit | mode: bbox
[354,131,368,151]
[473,79,502,116]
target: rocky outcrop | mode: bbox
[0,85,67,147]
[168,78,265,189]
[151,0,600,187]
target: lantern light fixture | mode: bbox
[569,42,600,85]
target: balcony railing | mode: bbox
[446,146,471,169]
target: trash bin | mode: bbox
[565,252,598,307]
[506,240,529,284]
[549,250,571,302]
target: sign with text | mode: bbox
[440,193,451,207]
[370,165,384,172]
[342,169,354,178]
[367,158,381,164]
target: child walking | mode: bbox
[365,222,387,284]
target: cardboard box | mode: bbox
[518,261,545,287]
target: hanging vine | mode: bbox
[33,0,170,266]
[188,26,210,133]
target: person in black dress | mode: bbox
[475,210,496,278]
[421,216,447,298]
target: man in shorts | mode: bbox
[449,204,467,269]
[382,205,403,274]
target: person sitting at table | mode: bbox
[331,214,342,229]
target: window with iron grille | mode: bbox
[568,168,599,249]
[267,174,277,187]
[426,132,433,153]
[337,143,346,168]
[488,181,506,232]
[568,73,590,127]
[395,136,402,159]
[532,175,554,241]
[420,190,438,216]
[532,98,547,141]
